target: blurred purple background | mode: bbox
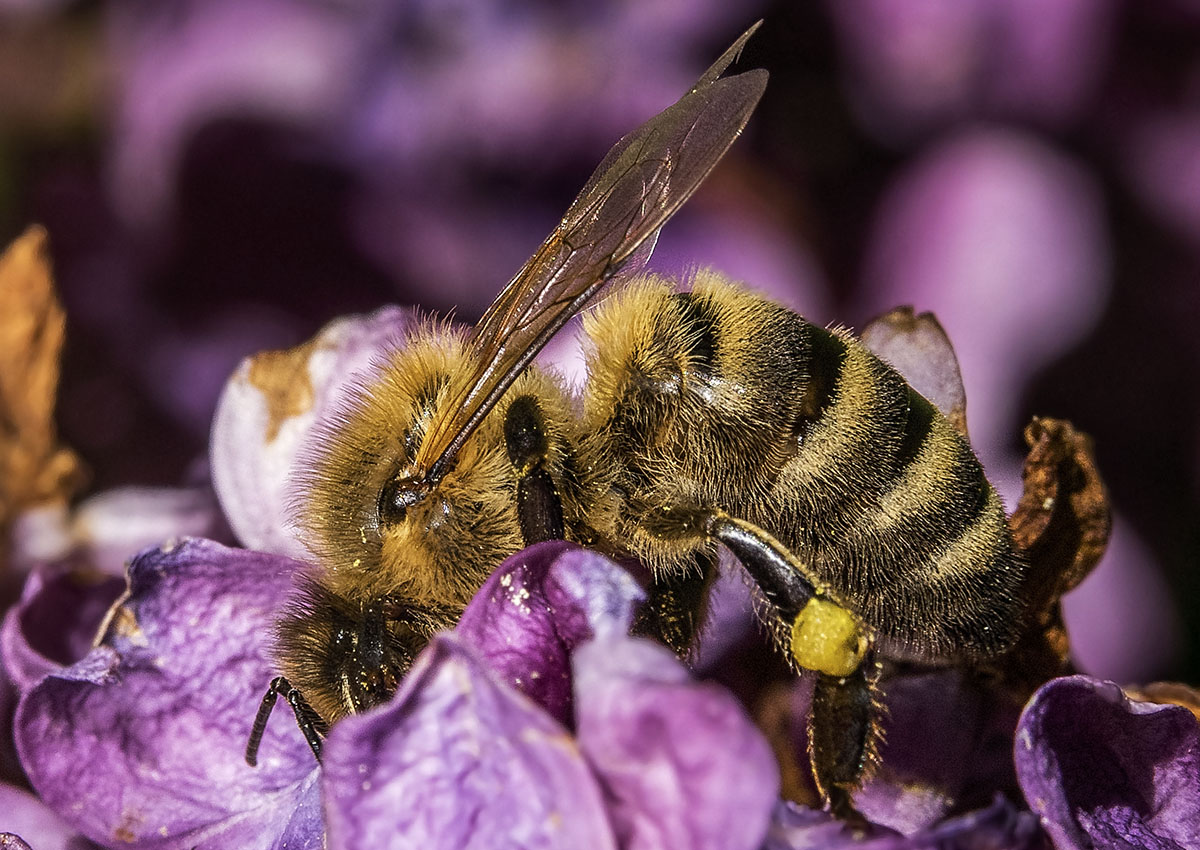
[1,0,1197,683]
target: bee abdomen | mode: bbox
[770,324,912,544]
[832,391,1025,659]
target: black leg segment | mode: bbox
[245,676,327,767]
[809,658,881,822]
[703,512,818,620]
[633,548,719,656]
[504,394,565,543]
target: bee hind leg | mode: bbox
[245,676,327,766]
[647,506,881,818]
[504,394,564,544]
[810,662,882,825]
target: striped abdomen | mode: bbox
[581,271,1026,663]
[765,323,1025,662]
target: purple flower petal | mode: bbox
[107,0,375,230]
[648,202,832,318]
[322,633,616,850]
[9,486,226,577]
[854,671,1020,834]
[859,308,967,436]
[1015,675,1200,849]
[210,306,416,558]
[764,800,903,849]
[455,541,644,726]
[0,783,97,850]
[765,795,1046,849]
[908,796,1048,849]
[1,563,124,695]
[14,539,321,849]
[1062,518,1183,682]
[573,636,778,850]
[1123,108,1200,251]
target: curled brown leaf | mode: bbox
[1009,417,1110,608]
[992,417,1111,696]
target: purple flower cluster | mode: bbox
[5,536,779,848]
[0,308,1196,848]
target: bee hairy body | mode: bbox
[246,29,1035,819]
[579,271,1025,664]
[279,270,1025,727]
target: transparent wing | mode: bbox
[417,24,768,482]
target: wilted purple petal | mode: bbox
[574,636,778,850]
[210,306,416,558]
[0,784,97,850]
[322,634,616,850]
[15,539,321,849]
[1,563,123,695]
[1015,675,1200,849]
[455,541,644,726]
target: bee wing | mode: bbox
[417,26,768,482]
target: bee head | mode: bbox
[274,576,456,723]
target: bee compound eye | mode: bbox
[377,475,430,526]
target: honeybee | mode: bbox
[245,23,1027,820]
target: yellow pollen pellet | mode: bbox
[790,597,867,677]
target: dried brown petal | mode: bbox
[860,307,969,439]
[993,417,1111,695]
[1125,682,1200,722]
[0,227,83,560]
[1008,417,1110,607]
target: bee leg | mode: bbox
[504,394,564,543]
[809,660,881,825]
[245,676,327,766]
[652,507,878,816]
[633,548,719,656]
